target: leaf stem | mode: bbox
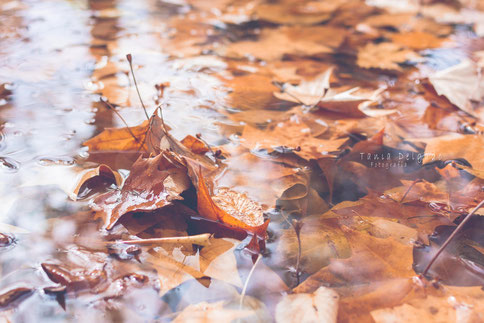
[126,54,150,120]
[422,198,484,277]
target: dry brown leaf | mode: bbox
[83,114,164,154]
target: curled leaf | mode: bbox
[197,169,269,237]
[70,164,122,200]
[91,152,191,229]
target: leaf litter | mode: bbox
[1,0,484,322]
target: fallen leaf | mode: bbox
[221,26,346,61]
[70,164,123,200]
[357,42,419,71]
[420,134,484,171]
[275,286,339,323]
[181,135,209,155]
[196,169,269,237]
[91,152,191,229]
[391,31,444,50]
[173,301,253,323]
[83,114,164,154]
[273,68,333,106]
[428,60,484,116]
[241,116,347,161]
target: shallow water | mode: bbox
[1,0,483,321]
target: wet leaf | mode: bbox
[91,152,191,229]
[70,164,123,200]
[275,286,339,323]
[357,42,419,71]
[196,169,269,237]
[83,114,164,154]
[428,60,484,116]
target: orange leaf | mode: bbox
[196,169,269,237]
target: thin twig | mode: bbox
[126,54,150,120]
[422,198,484,277]
[100,97,140,143]
[399,178,422,203]
[107,233,212,246]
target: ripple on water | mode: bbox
[35,156,75,166]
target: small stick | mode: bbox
[399,178,422,203]
[422,198,484,277]
[126,54,150,120]
[195,133,218,158]
[100,97,140,143]
[107,233,212,247]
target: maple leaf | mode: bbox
[241,116,347,161]
[418,134,484,172]
[428,60,484,117]
[274,215,351,276]
[83,114,164,154]
[274,69,394,117]
[70,164,122,200]
[91,152,191,230]
[173,301,254,323]
[147,237,242,296]
[275,286,339,323]
[221,26,347,61]
[357,42,420,71]
[196,169,269,237]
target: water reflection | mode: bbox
[0,0,231,321]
